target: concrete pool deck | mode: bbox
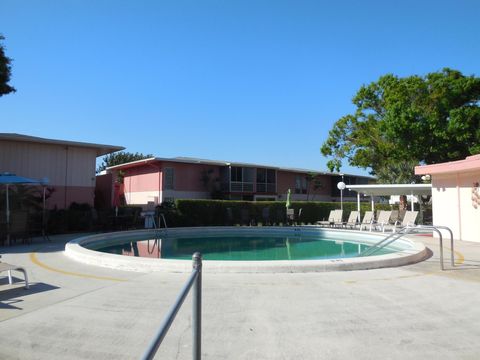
[1,233,480,359]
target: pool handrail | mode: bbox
[147,213,168,242]
[141,252,202,360]
[360,225,454,270]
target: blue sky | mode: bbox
[1,0,479,175]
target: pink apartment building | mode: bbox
[0,133,124,209]
[103,157,372,206]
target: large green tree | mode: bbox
[96,151,153,173]
[0,35,16,96]
[321,68,480,177]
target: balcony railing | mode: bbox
[231,181,254,192]
[256,183,276,193]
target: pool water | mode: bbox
[93,234,392,261]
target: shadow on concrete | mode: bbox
[0,233,95,255]
[0,282,60,310]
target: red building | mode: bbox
[103,157,372,207]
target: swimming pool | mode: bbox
[65,226,427,273]
[90,232,392,261]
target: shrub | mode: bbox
[174,199,391,227]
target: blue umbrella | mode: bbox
[0,173,43,245]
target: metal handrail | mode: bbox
[146,213,168,240]
[141,253,202,360]
[360,228,410,257]
[359,225,455,270]
[159,213,168,236]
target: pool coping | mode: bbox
[64,226,429,273]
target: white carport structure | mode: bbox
[346,184,432,220]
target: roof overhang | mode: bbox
[346,183,432,196]
[107,157,160,170]
[415,154,480,175]
[0,133,125,157]
[106,155,374,179]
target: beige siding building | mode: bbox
[0,133,123,209]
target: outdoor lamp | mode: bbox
[337,181,346,211]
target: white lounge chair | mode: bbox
[359,211,374,231]
[0,258,29,289]
[317,210,336,226]
[371,210,392,232]
[331,210,344,227]
[344,211,360,228]
[384,211,418,232]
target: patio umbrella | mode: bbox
[286,188,291,209]
[0,173,43,245]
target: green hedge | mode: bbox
[172,199,391,227]
[46,205,144,234]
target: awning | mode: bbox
[346,183,432,196]
[345,183,432,213]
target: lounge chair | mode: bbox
[371,210,392,232]
[240,208,251,226]
[359,211,374,231]
[286,208,302,226]
[0,257,29,289]
[317,210,336,226]
[344,211,360,228]
[383,211,418,232]
[331,210,344,227]
[297,208,303,224]
[286,208,295,225]
[9,210,30,245]
[390,210,399,224]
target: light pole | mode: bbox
[337,175,346,211]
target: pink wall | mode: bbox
[119,162,337,199]
[416,155,480,242]
[121,162,219,192]
[277,171,332,196]
[123,165,161,192]
[162,162,219,191]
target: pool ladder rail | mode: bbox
[359,225,454,270]
[143,212,168,237]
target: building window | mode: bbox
[257,168,266,183]
[164,167,174,190]
[295,175,307,194]
[256,168,276,193]
[231,167,242,182]
[243,168,254,183]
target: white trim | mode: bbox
[65,227,428,273]
[347,183,432,196]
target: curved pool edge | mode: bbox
[64,226,429,273]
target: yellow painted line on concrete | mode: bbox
[29,252,127,282]
[452,248,465,265]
